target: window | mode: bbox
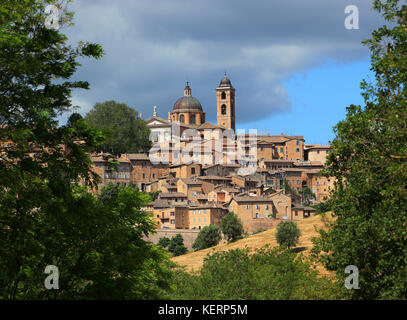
[190,115,196,124]
[260,147,264,151]
[203,218,206,222]
[198,210,201,214]
[191,167,196,175]
[280,147,283,152]
[256,205,259,209]
[180,114,185,123]
[246,205,250,209]
[142,173,145,179]
[170,212,174,216]
[255,213,260,219]
[221,104,227,115]
[265,205,269,210]
[296,148,300,152]
[317,150,320,154]
[296,140,300,145]
[295,212,298,216]
[152,173,155,179]
[297,180,300,184]
[193,210,196,214]
[221,92,226,100]
[171,220,175,224]
[204,210,207,214]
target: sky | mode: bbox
[60,0,385,145]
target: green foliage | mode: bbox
[168,234,187,257]
[171,247,344,300]
[147,191,161,201]
[301,187,316,205]
[158,237,171,249]
[312,1,407,299]
[276,221,301,249]
[0,1,173,299]
[85,100,152,155]
[220,212,244,243]
[312,200,332,214]
[192,225,222,251]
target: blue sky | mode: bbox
[61,0,384,146]
[240,58,373,144]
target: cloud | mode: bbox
[61,0,385,125]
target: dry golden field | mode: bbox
[172,213,333,275]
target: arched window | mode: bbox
[221,92,226,100]
[190,114,196,124]
[221,104,227,115]
[180,114,185,123]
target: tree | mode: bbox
[276,221,301,249]
[168,234,187,257]
[85,100,151,155]
[158,237,171,249]
[171,247,344,300]
[0,1,173,299]
[220,212,244,243]
[192,225,222,251]
[312,0,407,299]
[301,187,316,205]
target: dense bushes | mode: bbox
[168,234,188,256]
[192,225,222,251]
[220,212,244,242]
[276,221,301,249]
[171,247,343,300]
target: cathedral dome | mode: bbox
[172,82,203,112]
[173,96,203,112]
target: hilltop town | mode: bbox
[90,74,334,234]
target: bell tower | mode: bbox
[216,73,235,132]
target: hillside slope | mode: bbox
[172,213,332,273]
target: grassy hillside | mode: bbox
[172,213,333,274]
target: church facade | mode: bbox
[145,73,236,143]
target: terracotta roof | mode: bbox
[180,178,202,185]
[232,196,274,203]
[304,144,330,150]
[126,153,150,161]
[198,176,232,181]
[159,192,187,198]
[197,122,222,130]
[261,159,294,163]
[292,205,316,211]
[152,199,171,209]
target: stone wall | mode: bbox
[145,229,200,250]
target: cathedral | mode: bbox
[145,74,236,143]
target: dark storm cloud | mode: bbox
[62,0,384,124]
